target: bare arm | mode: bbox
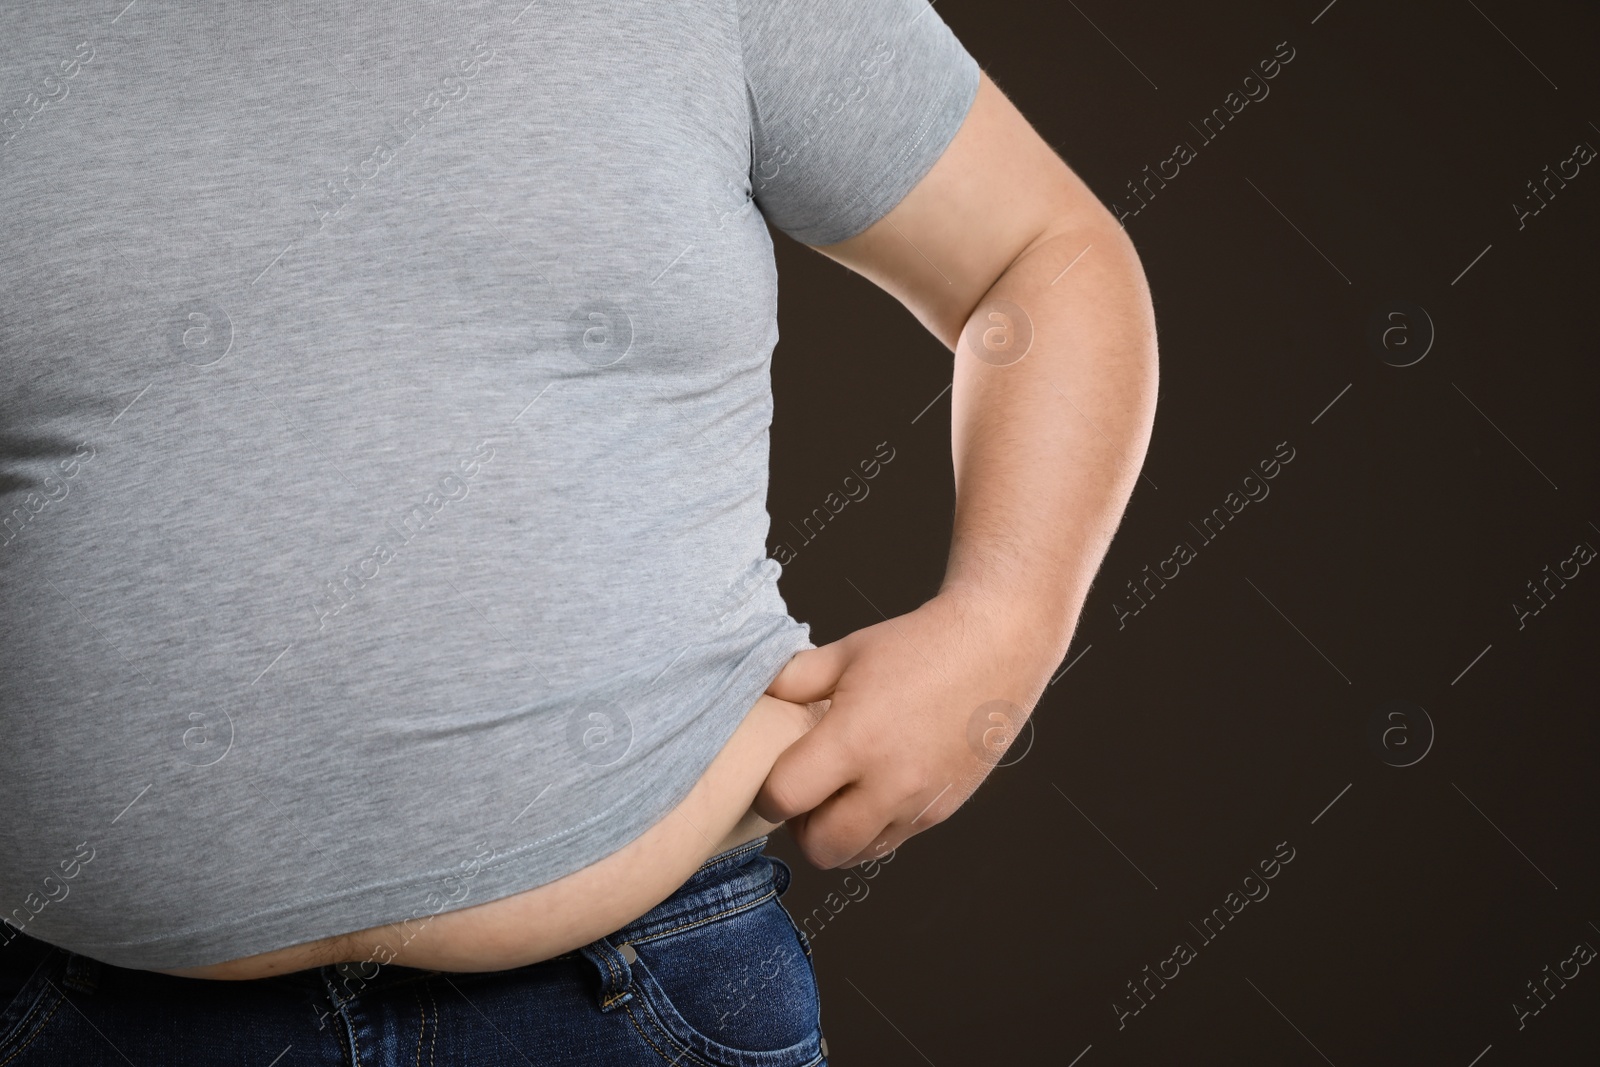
[808,68,1158,667]
[757,70,1159,868]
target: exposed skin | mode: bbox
[153,694,820,980]
[153,66,1156,980]
[754,69,1157,869]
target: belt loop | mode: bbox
[578,937,635,1013]
[769,854,792,897]
[61,951,100,994]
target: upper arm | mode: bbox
[803,69,1124,351]
[739,0,1123,350]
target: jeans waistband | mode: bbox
[605,834,786,949]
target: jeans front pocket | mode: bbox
[621,859,824,1067]
[0,936,69,1063]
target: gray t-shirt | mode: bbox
[0,0,978,970]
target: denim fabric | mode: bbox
[0,837,826,1066]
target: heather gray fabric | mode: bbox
[0,0,979,970]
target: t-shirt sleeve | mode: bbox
[738,0,982,247]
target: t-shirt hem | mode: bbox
[67,616,816,971]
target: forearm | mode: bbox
[937,222,1159,668]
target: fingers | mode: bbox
[764,641,852,704]
[794,775,964,869]
[784,808,810,848]
[836,831,905,871]
[787,783,890,869]
[752,715,857,824]
[751,644,854,824]
[802,698,832,727]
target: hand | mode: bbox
[753,589,1062,869]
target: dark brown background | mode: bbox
[761,1,1598,1063]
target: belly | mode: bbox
[151,693,818,981]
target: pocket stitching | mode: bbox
[695,838,768,875]
[624,999,720,1067]
[627,886,778,949]
[624,928,821,1067]
[0,990,66,1067]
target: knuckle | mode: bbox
[761,775,805,819]
[885,758,931,799]
[799,835,837,870]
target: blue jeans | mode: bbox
[0,836,827,1066]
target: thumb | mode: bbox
[765,641,851,705]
